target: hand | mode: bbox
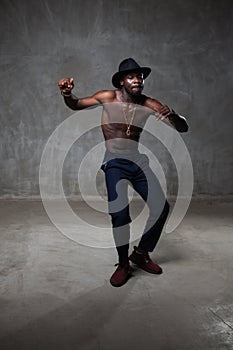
[58,77,74,94]
[156,104,172,121]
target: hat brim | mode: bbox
[112,67,151,88]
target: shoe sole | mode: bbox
[110,280,128,287]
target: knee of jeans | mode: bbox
[110,210,131,227]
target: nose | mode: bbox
[134,75,143,84]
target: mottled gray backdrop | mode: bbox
[0,0,232,197]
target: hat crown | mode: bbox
[112,58,151,88]
[119,58,141,72]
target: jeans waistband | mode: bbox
[103,150,141,162]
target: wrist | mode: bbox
[168,109,177,120]
[61,91,72,97]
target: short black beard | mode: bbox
[130,90,142,96]
[125,86,143,97]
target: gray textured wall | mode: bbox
[0,0,232,197]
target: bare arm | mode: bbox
[145,97,189,133]
[58,77,114,110]
[62,91,103,111]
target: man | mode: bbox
[58,58,188,287]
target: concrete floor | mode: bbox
[0,199,233,350]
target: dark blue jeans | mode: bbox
[101,151,170,264]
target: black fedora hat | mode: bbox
[112,58,151,88]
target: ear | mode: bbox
[120,79,124,86]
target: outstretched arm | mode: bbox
[145,97,189,133]
[58,77,113,110]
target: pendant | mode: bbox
[126,129,131,136]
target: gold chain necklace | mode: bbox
[121,103,136,136]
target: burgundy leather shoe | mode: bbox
[110,262,131,287]
[129,246,163,274]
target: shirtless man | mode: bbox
[58,58,188,287]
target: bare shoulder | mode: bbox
[93,90,117,103]
[144,96,163,111]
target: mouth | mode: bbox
[130,86,143,96]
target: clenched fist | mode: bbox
[58,77,74,95]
